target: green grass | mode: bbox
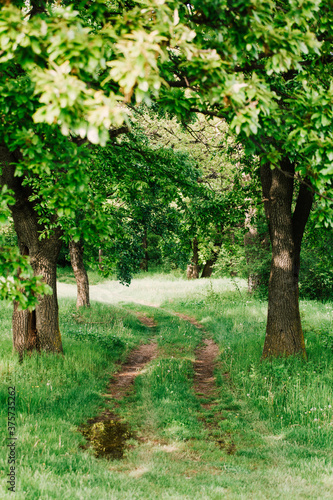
[165,285,333,450]
[57,266,106,285]
[1,277,333,499]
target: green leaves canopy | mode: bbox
[1,0,333,305]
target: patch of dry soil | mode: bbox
[194,339,220,403]
[80,341,158,459]
[104,342,158,402]
[134,312,157,328]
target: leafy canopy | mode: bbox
[1,0,333,306]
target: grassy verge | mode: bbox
[0,300,151,499]
[1,278,333,499]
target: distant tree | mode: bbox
[1,0,333,360]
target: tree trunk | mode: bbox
[69,239,90,308]
[261,160,313,358]
[201,258,216,278]
[187,237,200,279]
[201,229,223,278]
[229,230,238,277]
[98,248,103,270]
[139,228,149,272]
[244,207,260,293]
[0,145,63,356]
[30,244,63,353]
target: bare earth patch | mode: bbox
[80,342,158,459]
[194,339,220,403]
[134,312,157,328]
[105,342,158,401]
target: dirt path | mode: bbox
[103,342,158,402]
[194,339,220,405]
[134,312,158,328]
[80,341,158,459]
[76,290,223,460]
[132,308,220,408]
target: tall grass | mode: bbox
[169,283,333,451]
[1,278,333,499]
[0,300,151,499]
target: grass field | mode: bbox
[1,275,333,499]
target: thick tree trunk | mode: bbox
[0,145,63,356]
[69,239,90,308]
[187,237,200,279]
[30,246,63,353]
[261,160,313,358]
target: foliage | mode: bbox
[2,0,332,308]
[299,214,333,301]
[80,123,203,283]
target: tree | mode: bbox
[69,238,90,308]
[135,109,249,279]
[0,1,166,354]
[85,123,203,283]
[1,0,333,359]
[152,0,333,357]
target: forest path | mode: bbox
[63,279,222,461]
[58,280,220,405]
[79,341,158,459]
[194,339,220,405]
[103,342,158,403]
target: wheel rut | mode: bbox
[80,327,157,459]
[80,302,222,460]
[194,339,220,405]
[104,342,158,402]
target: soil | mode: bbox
[134,312,157,328]
[105,342,158,401]
[80,342,158,459]
[193,339,220,403]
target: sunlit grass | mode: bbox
[163,284,333,451]
[57,269,247,307]
[1,277,333,499]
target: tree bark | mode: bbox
[98,248,103,270]
[187,237,200,279]
[260,160,313,358]
[244,207,260,293]
[201,229,223,278]
[139,228,149,272]
[0,145,63,356]
[69,239,90,308]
